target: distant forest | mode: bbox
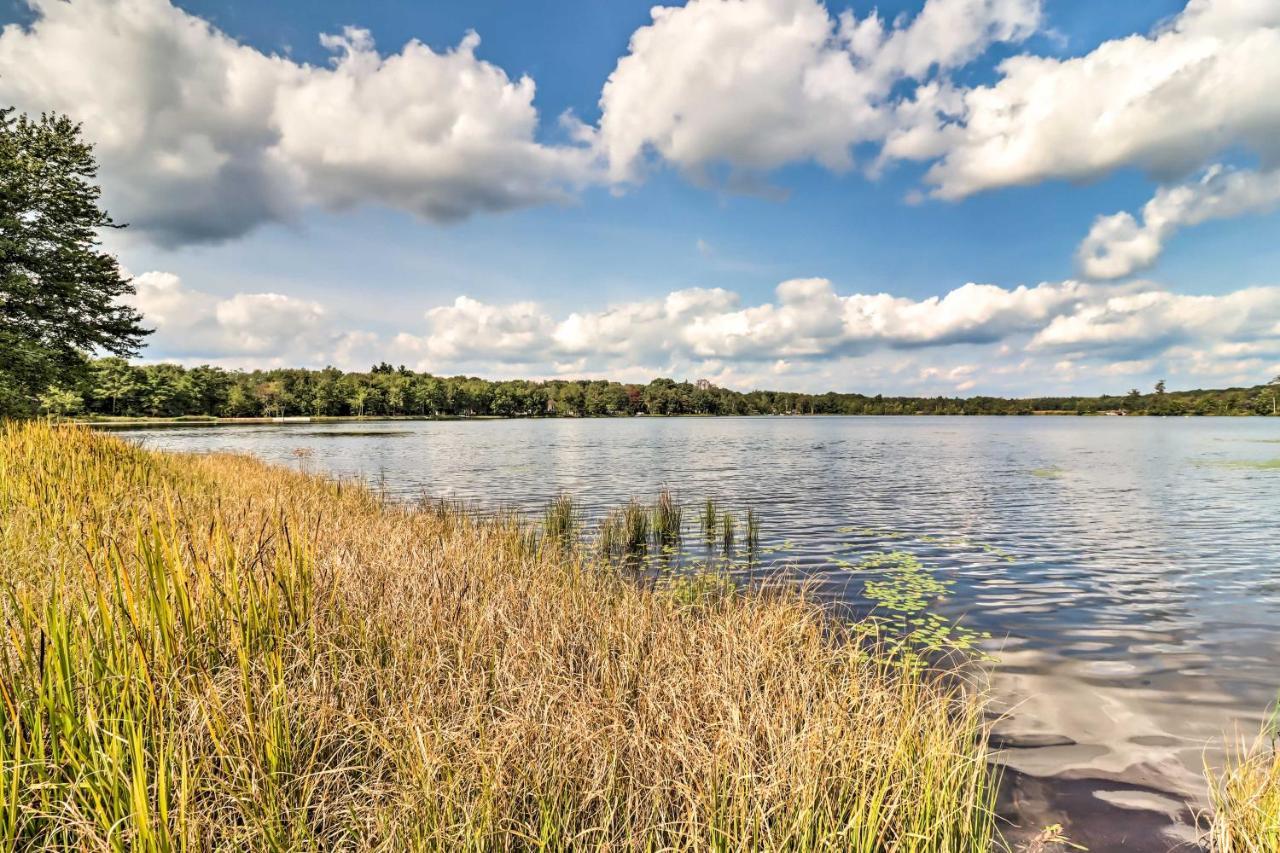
[30,358,1279,419]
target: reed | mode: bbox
[0,421,1001,851]
[700,497,718,541]
[1206,734,1280,851]
[596,507,626,559]
[721,510,737,552]
[652,489,682,546]
[622,499,650,552]
[746,507,761,552]
[542,492,579,550]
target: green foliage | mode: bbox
[45,358,1280,421]
[0,108,148,415]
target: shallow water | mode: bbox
[116,416,1280,850]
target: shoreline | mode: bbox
[72,410,1273,428]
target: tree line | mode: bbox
[30,358,1280,419]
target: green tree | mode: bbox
[37,385,83,418]
[0,109,149,415]
[90,357,141,415]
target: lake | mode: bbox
[114,416,1280,850]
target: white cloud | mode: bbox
[904,0,1280,198]
[126,271,1280,393]
[128,271,343,364]
[1077,165,1280,279]
[406,296,554,363]
[1030,286,1280,357]
[595,0,1280,209]
[0,0,598,247]
[387,278,1280,381]
[595,0,1040,184]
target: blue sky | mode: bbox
[2,0,1279,395]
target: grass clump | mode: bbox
[1207,732,1280,851]
[0,421,1001,851]
[652,488,682,547]
[721,510,737,552]
[700,497,718,542]
[542,492,579,550]
[622,498,650,552]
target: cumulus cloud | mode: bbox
[903,0,1280,198]
[594,0,1280,212]
[387,278,1280,380]
[1030,286,1280,358]
[0,0,598,247]
[128,271,344,365]
[1077,165,1280,279]
[125,271,1280,392]
[595,0,1041,184]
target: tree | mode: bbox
[90,357,141,415]
[0,108,149,415]
[1154,379,1166,395]
[37,385,83,418]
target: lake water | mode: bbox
[114,416,1280,851]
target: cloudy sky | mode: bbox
[3,0,1279,395]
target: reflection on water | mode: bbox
[116,416,1280,850]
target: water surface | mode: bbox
[117,416,1280,850]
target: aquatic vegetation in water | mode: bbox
[623,498,651,551]
[700,497,718,541]
[597,507,627,558]
[652,488,682,545]
[721,511,736,551]
[1213,458,1280,470]
[745,508,760,552]
[839,551,992,660]
[1030,466,1065,479]
[542,492,579,550]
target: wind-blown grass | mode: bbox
[0,421,1001,851]
[1207,733,1280,851]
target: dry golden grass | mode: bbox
[0,421,999,851]
[1206,734,1280,852]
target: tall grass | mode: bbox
[721,510,737,552]
[0,421,1001,850]
[652,489,682,547]
[746,507,761,552]
[1207,734,1280,851]
[542,493,579,550]
[700,497,718,542]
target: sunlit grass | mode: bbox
[1206,734,1280,852]
[0,421,1002,850]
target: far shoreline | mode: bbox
[74,410,1269,429]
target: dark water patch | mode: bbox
[997,768,1206,852]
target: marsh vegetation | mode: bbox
[0,422,1004,850]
